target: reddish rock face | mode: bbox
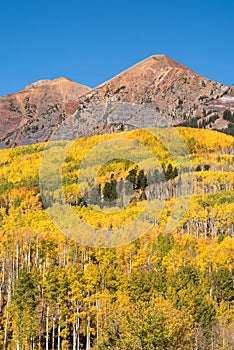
[0,55,233,148]
[0,78,90,148]
[95,54,228,116]
[68,55,231,137]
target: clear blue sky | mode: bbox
[0,0,234,96]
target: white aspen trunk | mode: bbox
[86,304,91,350]
[4,277,12,350]
[27,243,31,271]
[12,252,15,282]
[35,236,39,268]
[52,316,55,350]
[0,258,5,312]
[39,298,45,350]
[74,246,78,265]
[3,310,9,350]
[73,318,76,350]
[96,299,99,345]
[58,306,61,350]
[77,308,80,350]
[46,305,49,350]
[16,241,19,280]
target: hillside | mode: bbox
[0,78,90,148]
[0,127,233,349]
[71,55,229,136]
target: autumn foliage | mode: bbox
[0,127,233,349]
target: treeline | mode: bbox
[82,164,179,207]
[78,166,234,208]
[223,110,234,123]
[178,110,234,137]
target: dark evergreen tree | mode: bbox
[223,110,234,123]
[195,165,202,172]
[126,167,138,189]
[173,167,178,179]
[136,169,148,191]
[204,164,210,171]
[165,163,173,181]
[103,174,118,202]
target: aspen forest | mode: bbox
[0,127,233,349]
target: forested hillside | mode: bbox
[0,127,233,349]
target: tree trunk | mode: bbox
[73,319,76,350]
[4,277,12,350]
[58,306,61,350]
[3,310,9,350]
[16,240,19,280]
[46,305,49,350]
[86,307,90,350]
[52,315,55,350]
[77,312,80,350]
[0,258,5,312]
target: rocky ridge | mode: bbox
[0,55,234,148]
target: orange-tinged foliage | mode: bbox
[0,127,233,349]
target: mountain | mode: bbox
[57,54,233,139]
[1,55,234,147]
[0,78,90,148]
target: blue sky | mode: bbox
[0,0,234,95]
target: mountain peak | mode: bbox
[131,54,189,72]
[76,54,229,137]
[97,54,194,90]
[144,53,173,61]
[22,77,80,91]
[22,79,51,91]
[0,55,232,149]
[0,78,91,148]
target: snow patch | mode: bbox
[220,96,234,102]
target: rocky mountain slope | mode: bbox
[66,54,231,139]
[0,78,90,148]
[0,55,234,147]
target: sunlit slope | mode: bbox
[0,127,233,235]
[0,127,234,349]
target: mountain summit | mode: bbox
[0,55,233,148]
[68,54,230,137]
